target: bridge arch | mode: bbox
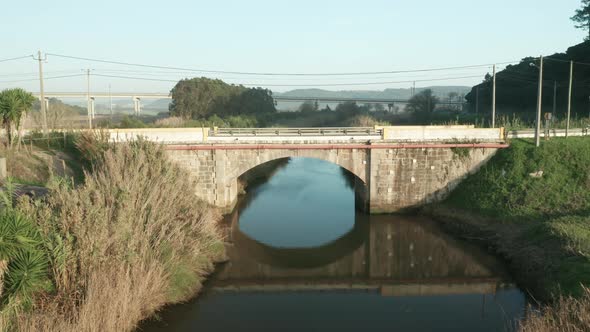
[230,148,369,185]
[224,148,371,212]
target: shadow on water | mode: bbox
[140,157,528,332]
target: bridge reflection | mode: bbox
[216,209,513,297]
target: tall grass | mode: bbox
[9,139,224,331]
[519,288,590,331]
[496,114,590,130]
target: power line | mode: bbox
[244,75,485,87]
[0,73,85,84]
[92,67,489,81]
[542,56,590,67]
[0,55,33,63]
[92,73,484,87]
[0,70,81,78]
[47,52,519,76]
[93,73,177,82]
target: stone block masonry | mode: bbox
[166,144,497,214]
[368,146,496,213]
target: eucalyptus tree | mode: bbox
[0,88,36,147]
[572,0,590,40]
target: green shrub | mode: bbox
[118,115,149,129]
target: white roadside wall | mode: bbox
[107,128,206,143]
[105,126,505,144]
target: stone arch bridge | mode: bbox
[107,126,506,213]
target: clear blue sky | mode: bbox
[0,0,585,93]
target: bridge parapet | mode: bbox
[104,125,505,145]
[377,125,504,143]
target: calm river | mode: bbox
[141,157,528,332]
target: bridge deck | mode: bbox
[105,125,508,146]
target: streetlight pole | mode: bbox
[535,56,544,147]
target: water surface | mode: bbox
[142,157,527,332]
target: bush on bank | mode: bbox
[0,137,225,331]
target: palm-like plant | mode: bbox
[0,88,36,147]
[0,210,50,307]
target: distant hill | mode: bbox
[275,86,471,100]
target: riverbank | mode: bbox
[0,136,226,331]
[423,137,590,330]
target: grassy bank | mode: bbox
[424,137,590,330]
[0,132,86,186]
[0,136,225,331]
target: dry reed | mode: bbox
[519,287,590,332]
[12,140,224,331]
[154,116,186,128]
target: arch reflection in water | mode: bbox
[217,215,513,293]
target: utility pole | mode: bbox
[566,61,573,138]
[109,84,113,120]
[535,56,544,147]
[492,64,497,128]
[475,86,480,115]
[86,69,92,129]
[36,51,48,134]
[552,81,557,116]
[412,81,416,97]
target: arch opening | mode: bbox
[233,157,369,249]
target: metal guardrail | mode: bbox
[506,127,589,138]
[212,127,383,137]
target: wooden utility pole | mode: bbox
[492,64,496,128]
[535,56,544,147]
[566,61,573,138]
[37,51,48,134]
[552,81,557,116]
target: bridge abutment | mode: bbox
[368,147,496,213]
